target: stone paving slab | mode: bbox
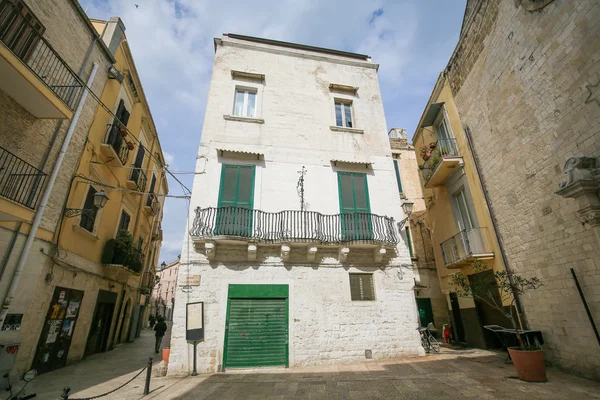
[30,337,600,400]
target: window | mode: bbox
[233,88,257,118]
[453,189,474,231]
[335,100,353,128]
[349,274,375,301]
[393,159,403,194]
[338,172,372,240]
[118,210,131,233]
[146,174,156,207]
[405,227,414,258]
[79,186,99,232]
[217,164,255,236]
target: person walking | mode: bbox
[153,316,167,354]
[149,314,156,329]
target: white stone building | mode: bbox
[169,34,422,375]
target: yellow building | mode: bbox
[412,73,513,349]
[0,4,167,378]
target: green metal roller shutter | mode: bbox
[224,298,288,369]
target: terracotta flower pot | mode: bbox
[507,347,547,382]
[162,347,170,363]
[119,126,127,136]
[127,142,134,150]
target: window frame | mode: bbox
[334,99,354,128]
[79,186,99,233]
[117,210,131,234]
[452,188,474,232]
[232,87,258,118]
[349,273,376,301]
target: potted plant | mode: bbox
[420,145,433,161]
[102,230,143,273]
[451,259,544,382]
[119,126,128,136]
[127,142,135,150]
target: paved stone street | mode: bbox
[29,326,600,400]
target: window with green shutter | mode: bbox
[405,227,414,258]
[349,273,375,301]
[393,159,403,194]
[216,164,255,237]
[337,172,372,240]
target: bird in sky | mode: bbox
[135,4,139,8]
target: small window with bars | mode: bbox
[349,273,375,301]
[79,186,99,232]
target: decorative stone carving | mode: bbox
[307,247,318,262]
[338,247,350,262]
[556,157,600,228]
[280,245,291,261]
[247,244,257,261]
[205,242,216,260]
[374,247,386,263]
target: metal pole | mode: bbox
[143,357,153,395]
[570,268,600,345]
[61,387,70,399]
[191,341,198,376]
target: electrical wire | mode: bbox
[74,174,190,199]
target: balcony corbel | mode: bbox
[205,241,216,260]
[280,245,291,261]
[374,247,386,263]
[248,244,257,261]
[339,247,350,262]
[307,246,317,262]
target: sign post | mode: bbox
[186,302,204,377]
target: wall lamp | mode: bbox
[397,200,414,231]
[64,190,109,218]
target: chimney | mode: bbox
[101,17,126,56]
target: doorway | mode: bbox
[416,298,434,328]
[32,287,84,374]
[116,299,130,344]
[85,290,117,357]
[449,292,466,343]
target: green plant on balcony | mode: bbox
[429,153,442,170]
[102,229,143,273]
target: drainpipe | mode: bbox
[0,63,99,322]
[462,124,528,330]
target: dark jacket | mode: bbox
[154,321,167,337]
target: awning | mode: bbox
[216,148,263,159]
[331,159,372,168]
[420,102,445,128]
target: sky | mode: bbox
[80,0,466,264]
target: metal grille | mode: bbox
[0,145,46,209]
[129,165,147,191]
[104,124,129,165]
[0,0,84,109]
[190,206,398,245]
[349,273,375,301]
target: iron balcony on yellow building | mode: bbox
[412,72,510,349]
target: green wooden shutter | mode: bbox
[337,172,372,240]
[416,298,434,327]
[393,159,403,193]
[405,227,413,258]
[224,298,288,369]
[217,165,255,236]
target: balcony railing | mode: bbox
[190,206,398,246]
[440,227,493,267]
[146,194,160,215]
[0,145,46,209]
[129,165,147,191]
[420,138,460,186]
[0,0,84,110]
[104,124,129,164]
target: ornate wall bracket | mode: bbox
[556,157,600,230]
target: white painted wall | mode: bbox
[169,35,422,375]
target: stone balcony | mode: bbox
[189,206,399,263]
[0,0,83,118]
[440,227,494,268]
[420,138,463,188]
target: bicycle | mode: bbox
[417,323,440,354]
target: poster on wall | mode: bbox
[66,301,80,318]
[61,320,74,337]
[45,320,61,344]
[58,290,66,303]
[186,302,204,341]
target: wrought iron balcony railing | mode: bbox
[0,145,46,209]
[190,206,398,245]
[104,124,130,164]
[420,138,460,183]
[146,194,159,215]
[0,0,84,109]
[440,227,491,267]
[129,165,147,191]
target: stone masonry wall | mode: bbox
[447,0,600,379]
